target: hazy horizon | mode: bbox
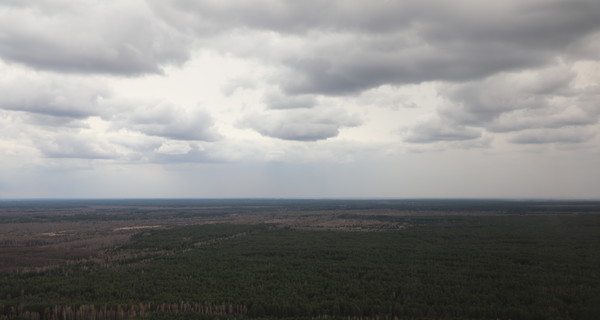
[1,197,599,202]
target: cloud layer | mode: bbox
[149,0,600,94]
[241,108,360,141]
[0,0,599,197]
[0,0,189,74]
[403,64,600,145]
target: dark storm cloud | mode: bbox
[275,30,556,95]
[147,0,416,35]
[151,0,600,95]
[1,0,598,86]
[241,109,360,141]
[0,1,189,75]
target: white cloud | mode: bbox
[155,141,194,155]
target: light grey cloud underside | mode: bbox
[403,64,600,145]
[109,103,221,142]
[241,109,361,141]
[0,75,109,119]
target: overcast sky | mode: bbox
[1,0,599,199]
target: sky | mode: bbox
[1,0,599,199]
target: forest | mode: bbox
[0,200,599,320]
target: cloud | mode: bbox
[570,31,600,60]
[151,0,600,40]
[0,73,110,118]
[440,64,581,127]
[241,108,361,141]
[110,102,221,141]
[0,66,221,143]
[221,76,259,96]
[484,105,595,133]
[406,64,600,144]
[0,66,221,163]
[509,127,596,144]
[0,0,190,75]
[35,132,117,159]
[262,89,316,109]
[150,144,217,163]
[147,0,414,35]
[155,140,193,155]
[150,0,600,96]
[275,33,546,95]
[3,0,599,93]
[0,0,599,198]
[403,117,482,143]
[24,118,220,162]
[20,114,90,128]
[356,85,422,109]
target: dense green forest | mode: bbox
[3,199,600,223]
[1,214,600,320]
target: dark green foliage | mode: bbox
[123,223,269,251]
[1,216,600,320]
[3,199,600,223]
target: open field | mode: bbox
[1,199,600,319]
